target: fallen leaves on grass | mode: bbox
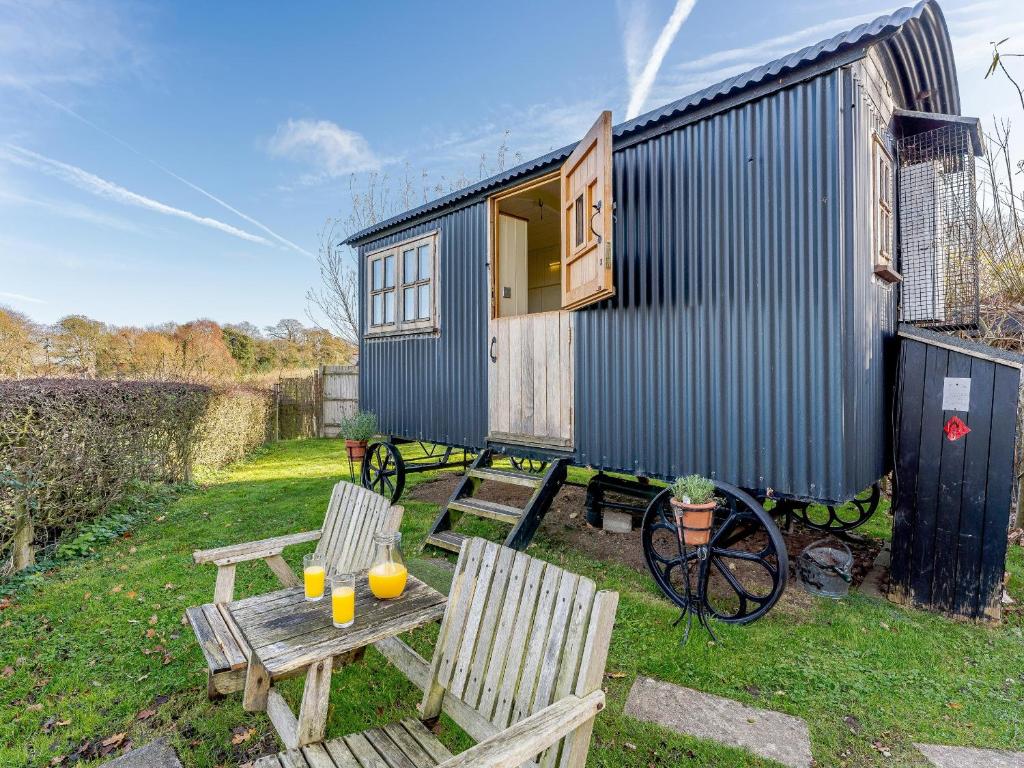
[102,733,126,749]
[41,716,71,733]
[231,726,256,745]
[1,666,13,678]
[148,614,158,625]
[136,708,157,721]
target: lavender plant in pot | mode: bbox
[669,474,717,547]
[339,410,377,462]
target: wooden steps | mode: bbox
[424,450,567,554]
[466,466,542,488]
[425,530,467,553]
[448,498,522,524]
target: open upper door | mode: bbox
[560,110,614,310]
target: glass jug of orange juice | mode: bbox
[368,532,407,599]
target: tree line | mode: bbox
[0,309,354,383]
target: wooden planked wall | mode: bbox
[890,333,1021,620]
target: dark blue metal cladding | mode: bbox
[358,203,489,448]
[574,68,892,503]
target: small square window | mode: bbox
[417,284,430,319]
[403,287,416,321]
[371,294,382,325]
[417,244,431,279]
[403,249,417,283]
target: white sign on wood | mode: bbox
[942,377,971,412]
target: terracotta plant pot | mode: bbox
[670,497,716,546]
[345,439,368,461]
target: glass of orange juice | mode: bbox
[331,571,355,628]
[302,553,326,601]
[368,532,408,599]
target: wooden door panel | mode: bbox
[561,111,614,311]
[488,311,572,447]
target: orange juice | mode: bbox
[368,562,408,599]
[332,586,355,627]
[304,565,325,600]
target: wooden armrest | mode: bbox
[435,691,605,768]
[193,530,321,566]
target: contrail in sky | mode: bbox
[3,144,274,246]
[19,84,315,258]
[626,0,698,119]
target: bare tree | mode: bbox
[306,216,360,344]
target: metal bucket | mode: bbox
[796,539,853,598]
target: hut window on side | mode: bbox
[871,135,899,283]
[366,232,438,336]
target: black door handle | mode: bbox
[489,336,497,362]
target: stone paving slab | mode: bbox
[858,542,890,599]
[916,743,1024,768]
[104,738,181,768]
[625,675,812,768]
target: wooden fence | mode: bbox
[274,365,358,440]
[321,365,359,437]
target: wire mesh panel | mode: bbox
[896,124,979,331]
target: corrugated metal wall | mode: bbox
[574,67,893,502]
[359,66,895,503]
[359,205,489,448]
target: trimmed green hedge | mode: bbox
[0,379,272,573]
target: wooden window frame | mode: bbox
[365,231,439,337]
[872,134,900,282]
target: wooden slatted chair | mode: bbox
[187,482,402,697]
[254,536,619,768]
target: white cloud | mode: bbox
[0,290,45,304]
[1,144,274,246]
[647,8,888,108]
[268,119,381,182]
[625,0,698,119]
[0,187,144,233]
[618,0,651,92]
[0,0,149,89]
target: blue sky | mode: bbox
[1,0,1020,329]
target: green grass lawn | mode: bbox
[1,438,1021,767]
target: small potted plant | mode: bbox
[669,474,717,547]
[339,410,378,461]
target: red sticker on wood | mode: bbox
[944,416,971,441]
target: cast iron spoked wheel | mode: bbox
[641,482,788,625]
[509,456,548,473]
[360,441,405,503]
[779,483,881,533]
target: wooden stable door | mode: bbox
[488,312,573,448]
[561,110,614,310]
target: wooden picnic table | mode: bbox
[228,572,446,749]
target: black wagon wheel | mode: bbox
[641,482,788,625]
[509,456,548,473]
[360,441,405,503]
[780,483,881,533]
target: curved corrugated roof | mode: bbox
[346,0,959,245]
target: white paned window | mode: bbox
[366,232,438,335]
